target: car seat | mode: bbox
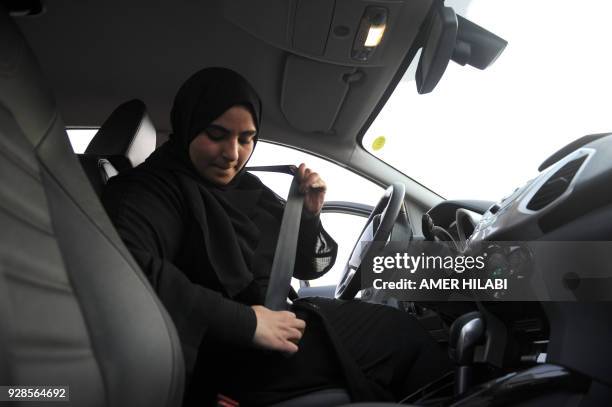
[78,99,156,197]
[0,6,184,406]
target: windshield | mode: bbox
[362,0,612,201]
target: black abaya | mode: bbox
[102,150,338,373]
[102,67,451,406]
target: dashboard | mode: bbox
[429,133,612,245]
[420,133,612,367]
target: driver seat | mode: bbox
[0,7,184,406]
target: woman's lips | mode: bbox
[213,164,235,171]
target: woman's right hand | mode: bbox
[251,305,306,353]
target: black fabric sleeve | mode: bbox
[293,209,338,280]
[102,173,256,374]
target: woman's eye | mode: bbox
[239,137,254,145]
[205,130,225,141]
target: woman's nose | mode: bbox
[221,137,240,161]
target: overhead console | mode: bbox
[223,0,422,66]
[224,0,506,133]
[224,0,430,133]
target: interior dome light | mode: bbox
[352,6,388,61]
[365,24,386,47]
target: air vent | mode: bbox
[527,156,587,211]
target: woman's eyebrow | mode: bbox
[207,124,231,134]
[208,124,256,137]
[240,130,257,137]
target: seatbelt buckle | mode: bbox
[216,394,240,407]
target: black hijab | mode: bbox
[144,67,282,300]
[163,66,262,186]
[171,66,261,145]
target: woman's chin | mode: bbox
[203,171,236,185]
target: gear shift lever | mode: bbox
[449,311,485,395]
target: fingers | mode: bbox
[305,172,326,191]
[280,312,306,334]
[294,317,306,331]
[251,306,307,354]
[297,163,312,190]
[297,163,326,194]
[281,340,299,354]
[297,163,315,184]
[277,319,304,354]
[279,313,305,349]
[285,327,303,342]
[297,163,306,181]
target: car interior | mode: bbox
[1,0,611,406]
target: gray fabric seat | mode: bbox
[0,7,184,407]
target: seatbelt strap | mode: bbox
[264,169,304,311]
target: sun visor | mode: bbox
[293,0,335,56]
[281,55,356,132]
[224,0,295,49]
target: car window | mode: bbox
[316,212,368,287]
[66,128,98,153]
[248,141,383,206]
[250,166,370,289]
[249,142,382,289]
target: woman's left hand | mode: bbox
[297,163,326,216]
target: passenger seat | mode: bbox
[78,99,156,196]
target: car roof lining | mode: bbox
[15,0,441,209]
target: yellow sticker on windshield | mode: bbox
[372,136,386,151]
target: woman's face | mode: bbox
[188,105,257,185]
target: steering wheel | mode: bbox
[335,182,408,299]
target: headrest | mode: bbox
[85,99,156,167]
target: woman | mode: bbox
[102,67,450,406]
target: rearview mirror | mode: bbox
[452,15,508,70]
[415,6,458,95]
[415,7,508,95]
